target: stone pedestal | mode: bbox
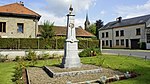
[61,40,81,68]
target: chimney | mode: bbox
[19,1,24,6]
[116,17,122,22]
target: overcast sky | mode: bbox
[1,0,150,28]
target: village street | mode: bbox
[102,49,150,59]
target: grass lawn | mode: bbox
[0,62,16,84]
[0,54,149,84]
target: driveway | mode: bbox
[102,49,150,59]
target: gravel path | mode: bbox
[27,65,123,84]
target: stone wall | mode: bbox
[0,16,37,38]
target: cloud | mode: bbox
[45,0,96,16]
[37,0,96,27]
[100,11,106,15]
[38,10,85,27]
[116,0,150,19]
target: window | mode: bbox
[120,30,124,36]
[116,31,119,37]
[106,32,109,38]
[147,34,150,43]
[136,28,141,35]
[102,40,105,46]
[106,40,109,46]
[102,33,104,38]
[116,40,119,46]
[0,22,6,33]
[121,39,124,45]
[17,23,24,33]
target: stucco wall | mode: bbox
[99,29,113,47]
[99,24,146,48]
[0,16,36,38]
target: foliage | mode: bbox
[40,20,55,39]
[0,54,8,62]
[88,23,96,35]
[79,48,101,57]
[38,52,50,60]
[0,38,99,49]
[12,59,27,84]
[25,49,37,66]
[96,20,104,39]
[14,56,21,62]
[138,42,146,50]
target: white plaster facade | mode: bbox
[99,24,150,49]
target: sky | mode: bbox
[0,0,150,28]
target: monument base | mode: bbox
[43,64,102,78]
[61,40,81,68]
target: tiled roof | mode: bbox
[101,14,150,30]
[0,3,41,19]
[38,25,95,37]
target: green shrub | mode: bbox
[139,42,146,50]
[0,38,99,49]
[14,56,21,62]
[79,48,101,57]
[12,60,26,84]
[0,54,8,62]
[25,49,37,66]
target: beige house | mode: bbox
[0,2,41,38]
[99,15,150,49]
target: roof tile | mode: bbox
[0,3,40,17]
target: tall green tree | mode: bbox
[88,23,96,35]
[96,20,103,39]
[40,21,54,39]
[88,19,103,39]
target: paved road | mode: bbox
[102,49,150,59]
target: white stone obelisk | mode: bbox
[61,5,81,68]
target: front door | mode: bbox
[110,40,112,48]
[130,39,140,49]
[126,39,129,48]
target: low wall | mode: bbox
[0,49,82,59]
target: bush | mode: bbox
[12,60,26,84]
[79,48,101,57]
[14,56,21,62]
[0,54,8,62]
[25,49,37,66]
[139,42,146,50]
[0,38,99,49]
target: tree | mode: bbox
[96,20,103,39]
[40,21,54,39]
[88,19,103,39]
[88,23,96,35]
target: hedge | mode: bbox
[0,38,99,49]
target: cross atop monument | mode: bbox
[61,5,81,68]
[69,5,73,14]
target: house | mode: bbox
[38,25,95,38]
[0,2,41,38]
[99,14,150,49]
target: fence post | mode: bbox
[56,38,57,49]
[18,38,20,49]
[145,56,147,61]
[87,40,88,48]
[100,39,102,52]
